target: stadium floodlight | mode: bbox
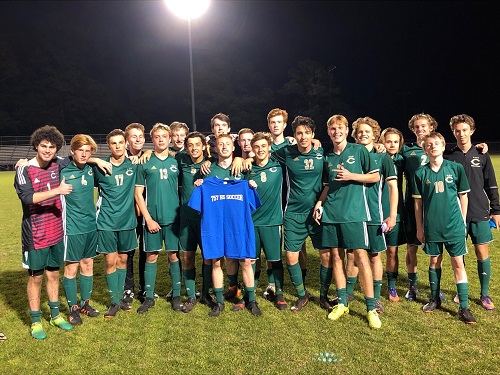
[165,0,210,131]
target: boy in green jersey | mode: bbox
[95,129,138,318]
[170,121,189,153]
[380,128,406,302]
[313,115,381,329]
[246,132,286,310]
[177,131,210,312]
[134,123,182,313]
[123,123,147,304]
[272,116,325,312]
[413,132,476,324]
[61,134,101,325]
[344,117,398,314]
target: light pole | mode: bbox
[165,0,210,131]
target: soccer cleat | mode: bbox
[80,300,100,317]
[422,299,441,312]
[328,304,349,321]
[480,295,495,310]
[290,295,309,312]
[181,297,197,313]
[405,285,418,301]
[247,300,262,316]
[119,299,133,312]
[319,297,333,311]
[69,305,83,325]
[387,287,400,302]
[346,294,355,302]
[104,303,121,319]
[367,309,382,329]
[458,307,477,324]
[50,315,73,331]
[274,294,288,310]
[375,299,384,314]
[122,290,134,304]
[138,290,160,303]
[263,283,276,300]
[231,299,245,312]
[208,302,225,317]
[171,296,183,312]
[137,297,155,314]
[200,293,215,308]
[30,322,46,340]
[223,285,241,301]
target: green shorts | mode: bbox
[23,240,64,271]
[97,229,138,254]
[384,221,406,247]
[144,223,179,252]
[321,222,369,250]
[366,224,386,253]
[423,240,468,257]
[255,225,282,261]
[179,217,202,252]
[283,212,323,252]
[467,220,493,245]
[64,232,98,262]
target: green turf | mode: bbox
[2,157,500,374]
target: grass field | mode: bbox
[2,156,500,374]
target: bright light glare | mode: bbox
[165,0,210,20]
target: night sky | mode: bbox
[0,1,498,141]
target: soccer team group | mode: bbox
[13,108,500,340]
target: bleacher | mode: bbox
[0,135,119,170]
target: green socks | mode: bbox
[428,268,441,301]
[106,271,119,304]
[48,300,60,319]
[320,265,332,299]
[79,275,94,305]
[478,258,491,296]
[169,260,182,298]
[456,281,469,309]
[63,276,78,308]
[145,262,158,299]
[287,262,305,297]
[346,276,357,296]
[183,267,196,299]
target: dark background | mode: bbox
[1,1,498,143]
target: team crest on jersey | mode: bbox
[125,168,134,176]
[88,169,93,176]
[346,156,356,164]
[471,157,481,168]
[315,153,323,160]
[51,172,57,179]
[190,168,197,174]
[269,167,278,173]
[170,165,178,173]
[234,174,242,180]
[445,174,454,183]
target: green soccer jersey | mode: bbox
[176,152,204,220]
[136,153,180,226]
[272,145,324,215]
[366,150,397,224]
[245,159,283,226]
[270,138,292,153]
[322,143,376,223]
[412,159,470,242]
[382,153,404,223]
[94,157,137,231]
[206,162,244,180]
[401,143,428,200]
[60,162,97,235]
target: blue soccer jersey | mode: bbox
[188,176,261,260]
